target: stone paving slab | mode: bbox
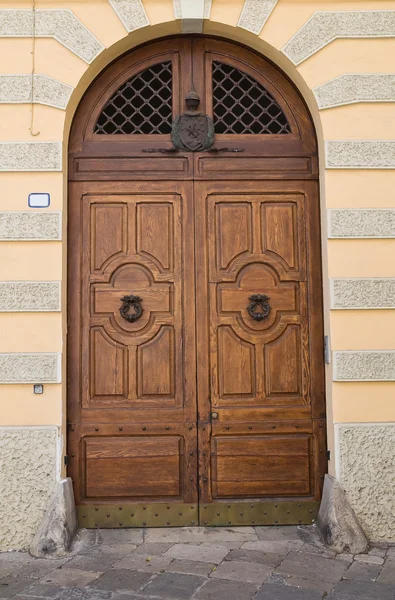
[163,543,230,564]
[144,526,257,544]
[193,578,258,599]
[98,530,144,545]
[0,575,33,598]
[344,561,382,582]
[0,568,10,578]
[224,547,283,567]
[336,553,355,564]
[64,554,121,572]
[242,539,304,553]
[114,555,172,572]
[274,572,337,595]
[88,569,153,593]
[98,544,137,556]
[267,570,337,595]
[112,595,141,600]
[8,558,68,581]
[299,542,337,558]
[23,586,113,599]
[209,559,272,584]
[138,572,206,599]
[275,550,348,583]
[368,547,387,558]
[39,568,101,586]
[165,559,215,576]
[354,553,385,565]
[330,579,395,600]
[255,526,301,542]
[378,558,395,585]
[0,553,33,566]
[256,582,324,600]
[129,543,173,557]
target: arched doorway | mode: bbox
[68,37,326,528]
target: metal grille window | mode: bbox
[212,61,291,135]
[95,62,173,134]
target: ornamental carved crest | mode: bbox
[171,89,215,152]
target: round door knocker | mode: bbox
[247,294,271,321]
[119,294,143,323]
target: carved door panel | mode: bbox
[68,181,199,526]
[195,180,326,525]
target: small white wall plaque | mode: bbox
[28,193,50,208]
[33,384,44,394]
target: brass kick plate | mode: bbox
[201,501,320,526]
[78,503,198,528]
[78,501,319,528]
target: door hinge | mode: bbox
[327,450,331,461]
[64,455,69,466]
[324,335,330,364]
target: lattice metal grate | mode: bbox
[95,62,173,135]
[212,61,291,135]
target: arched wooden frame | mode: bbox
[69,37,317,159]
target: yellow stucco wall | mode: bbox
[1,0,395,546]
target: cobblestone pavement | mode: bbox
[1,526,394,599]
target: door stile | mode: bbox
[304,179,326,421]
[194,179,213,509]
[178,180,199,504]
[67,181,84,506]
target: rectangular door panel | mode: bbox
[211,436,312,498]
[83,194,182,410]
[84,436,183,499]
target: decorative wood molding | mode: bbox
[0,74,73,110]
[283,11,395,65]
[237,0,278,35]
[314,74,395,109]
[331,279,395,309]
[0,9,104,64]
[0,282,61,312]
[0,353,61,383]
[0,212,62,240]
[326,140,395,169]
[328,209,395,238]
[0,142,61,172]
[333,351,395,381]
[108,0,149,33]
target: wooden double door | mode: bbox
[68,38,326,527]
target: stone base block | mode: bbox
[30,477,78,558]
[317,474,368,555]
[0,426,58,550]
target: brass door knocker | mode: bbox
[247,294,270,321]
[120,294,143,323]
